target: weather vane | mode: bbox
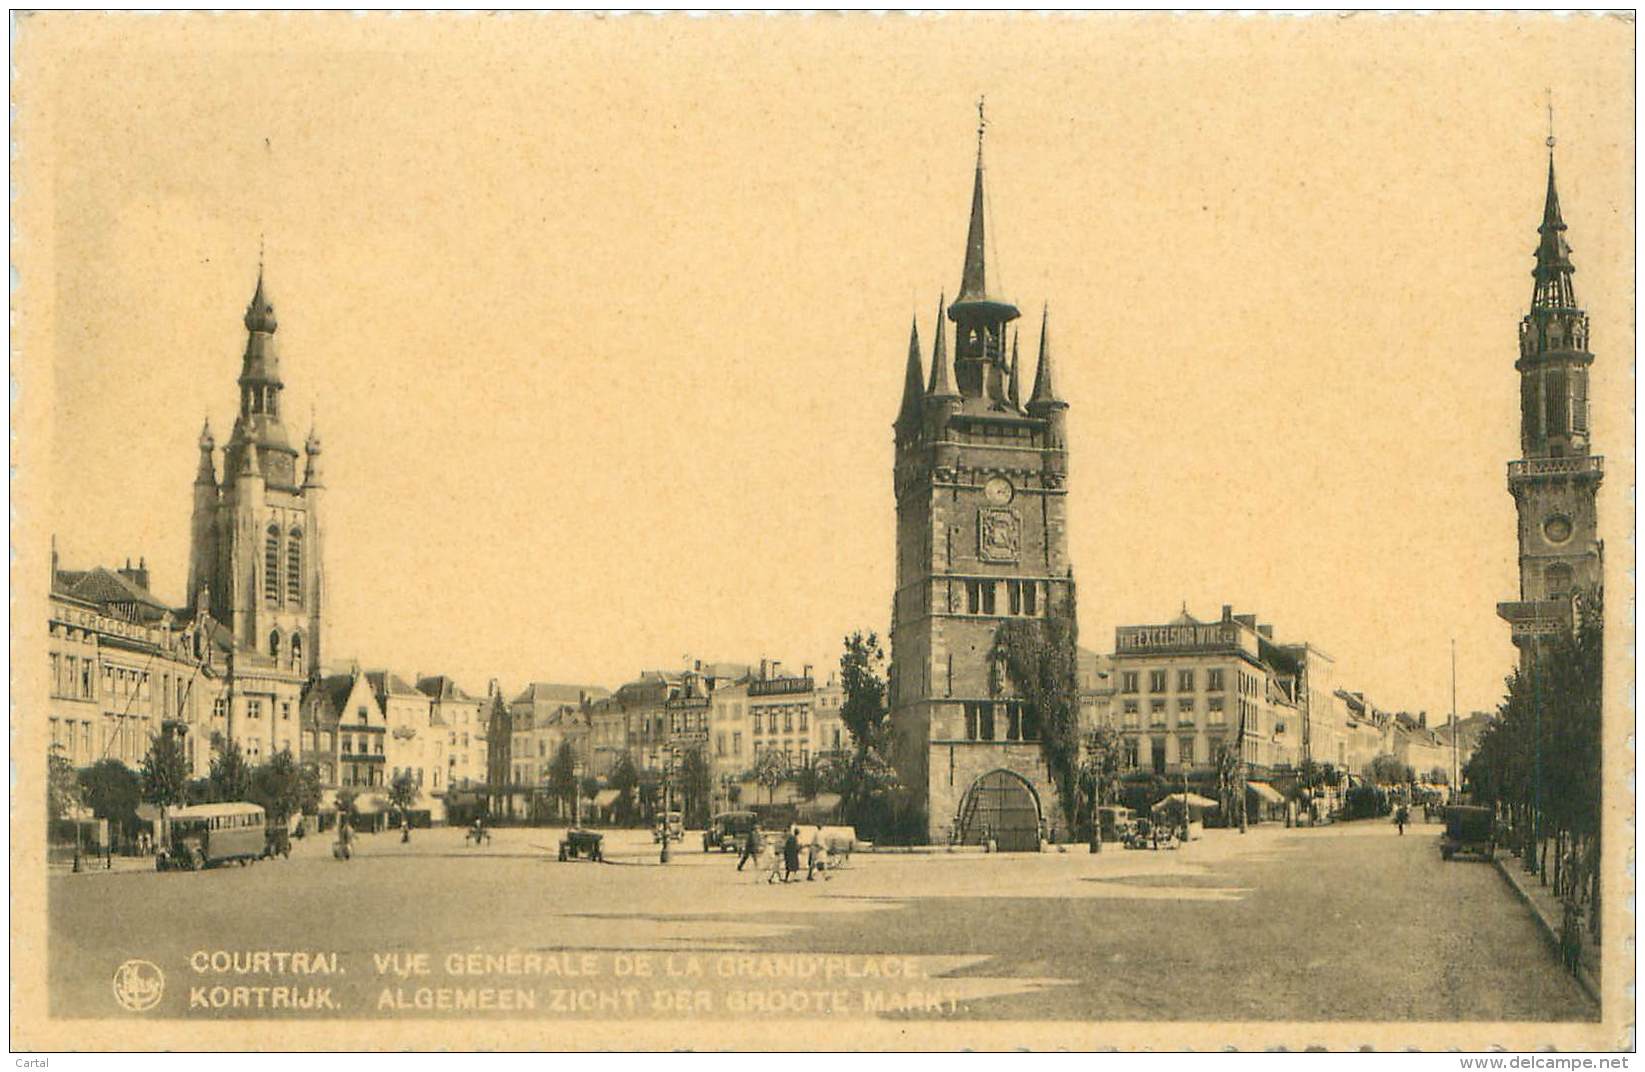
[977,95,987,154]
[1546,89,1556,150]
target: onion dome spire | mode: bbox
[243,265,277,334]
[1028,304,1064,410]
[895,316,926,430]
[926,294,957,398]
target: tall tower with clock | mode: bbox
[186,264,327,759]
[888,110,1076,848]
[1496,139,1604,666]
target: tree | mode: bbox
[1077,726,1124,847]
[78,759,141,838]
[208,738,252,802]
[1364,753,1412,787]
[546,740,579,821]
[838,631,889,751]
[1427,766,1450,786]
[48,749,81,825]
[608,751,640,825]
[792,761,823,802]
[991,608,1083,831]
[248,749,305,824]
[677,746,712,826]
[296,762,324,817]
[140,733,191,813]
[752,749,789,805]
[335,786,359,825]
[387,769,420,824]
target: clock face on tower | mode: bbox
[1543,515,1573,544]
[983,476,1014,505]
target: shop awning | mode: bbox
[592,789,621,808]
[1152,792,1219,812]
[1246,781,1285,805]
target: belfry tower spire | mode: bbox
[948,97,1020,404]
[889,106,1076,846]
[1497,123,1604,667]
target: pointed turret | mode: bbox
[237,440,261,480]
[1028,305,1064,410]
[895,317,926,432]
[927,295,957,399]
[303,418,324,487]
[195,418,218,486]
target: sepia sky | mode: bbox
[19,13,1634,718]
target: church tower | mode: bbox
[187,266,326,689]
[1496,142,1604,665]
[889,112,1076,848]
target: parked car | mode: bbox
[1440,805,1497,861]
[652,811,684,844]
[703,810,759,852]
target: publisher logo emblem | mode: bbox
[112,959,164,1012]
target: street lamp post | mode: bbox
[659,748,674,864]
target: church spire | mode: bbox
[927,294,957,398]
[895,316,926,430]
[1028,304,1063,410]
[1533,150,1576,308]
[948,100,1019,400]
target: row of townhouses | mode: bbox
[1078,604,1486,797]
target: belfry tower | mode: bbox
[888,109,1076,848]
[187,265,326,682]
[1496,139,1604,666]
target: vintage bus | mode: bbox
[157,802,267,870]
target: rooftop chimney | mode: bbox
[1221,605,1233,622]
[802,663,813,681]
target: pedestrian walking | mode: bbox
[1395,804,1409,836]
[806,830,824,881]
[781,828,801,884]
[737,826,759,872]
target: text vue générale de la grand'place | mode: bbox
[21,15,1625,1048]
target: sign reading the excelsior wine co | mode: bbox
[1114,623,1242,654]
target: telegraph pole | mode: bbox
[1450,639,1460,804]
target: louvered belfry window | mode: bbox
[264,526,281,605]
[287,529,303,605]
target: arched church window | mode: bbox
[290,633,304,675]
[287,529,303,606]
[1546,563,1574,601]
[269,629,282,661]
[264,526,281,605]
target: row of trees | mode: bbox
[1464,594,1602,942]
[48,733,333,844]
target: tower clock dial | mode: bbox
[983,476,1014,505]
[1543,515,1573,543]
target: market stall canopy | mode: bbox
[592,789,621,808]
[1246,782,1285,805]
[1152,792,1218,811]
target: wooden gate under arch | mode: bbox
[956,769,1042,852]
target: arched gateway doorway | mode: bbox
[955,769,1042,852]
